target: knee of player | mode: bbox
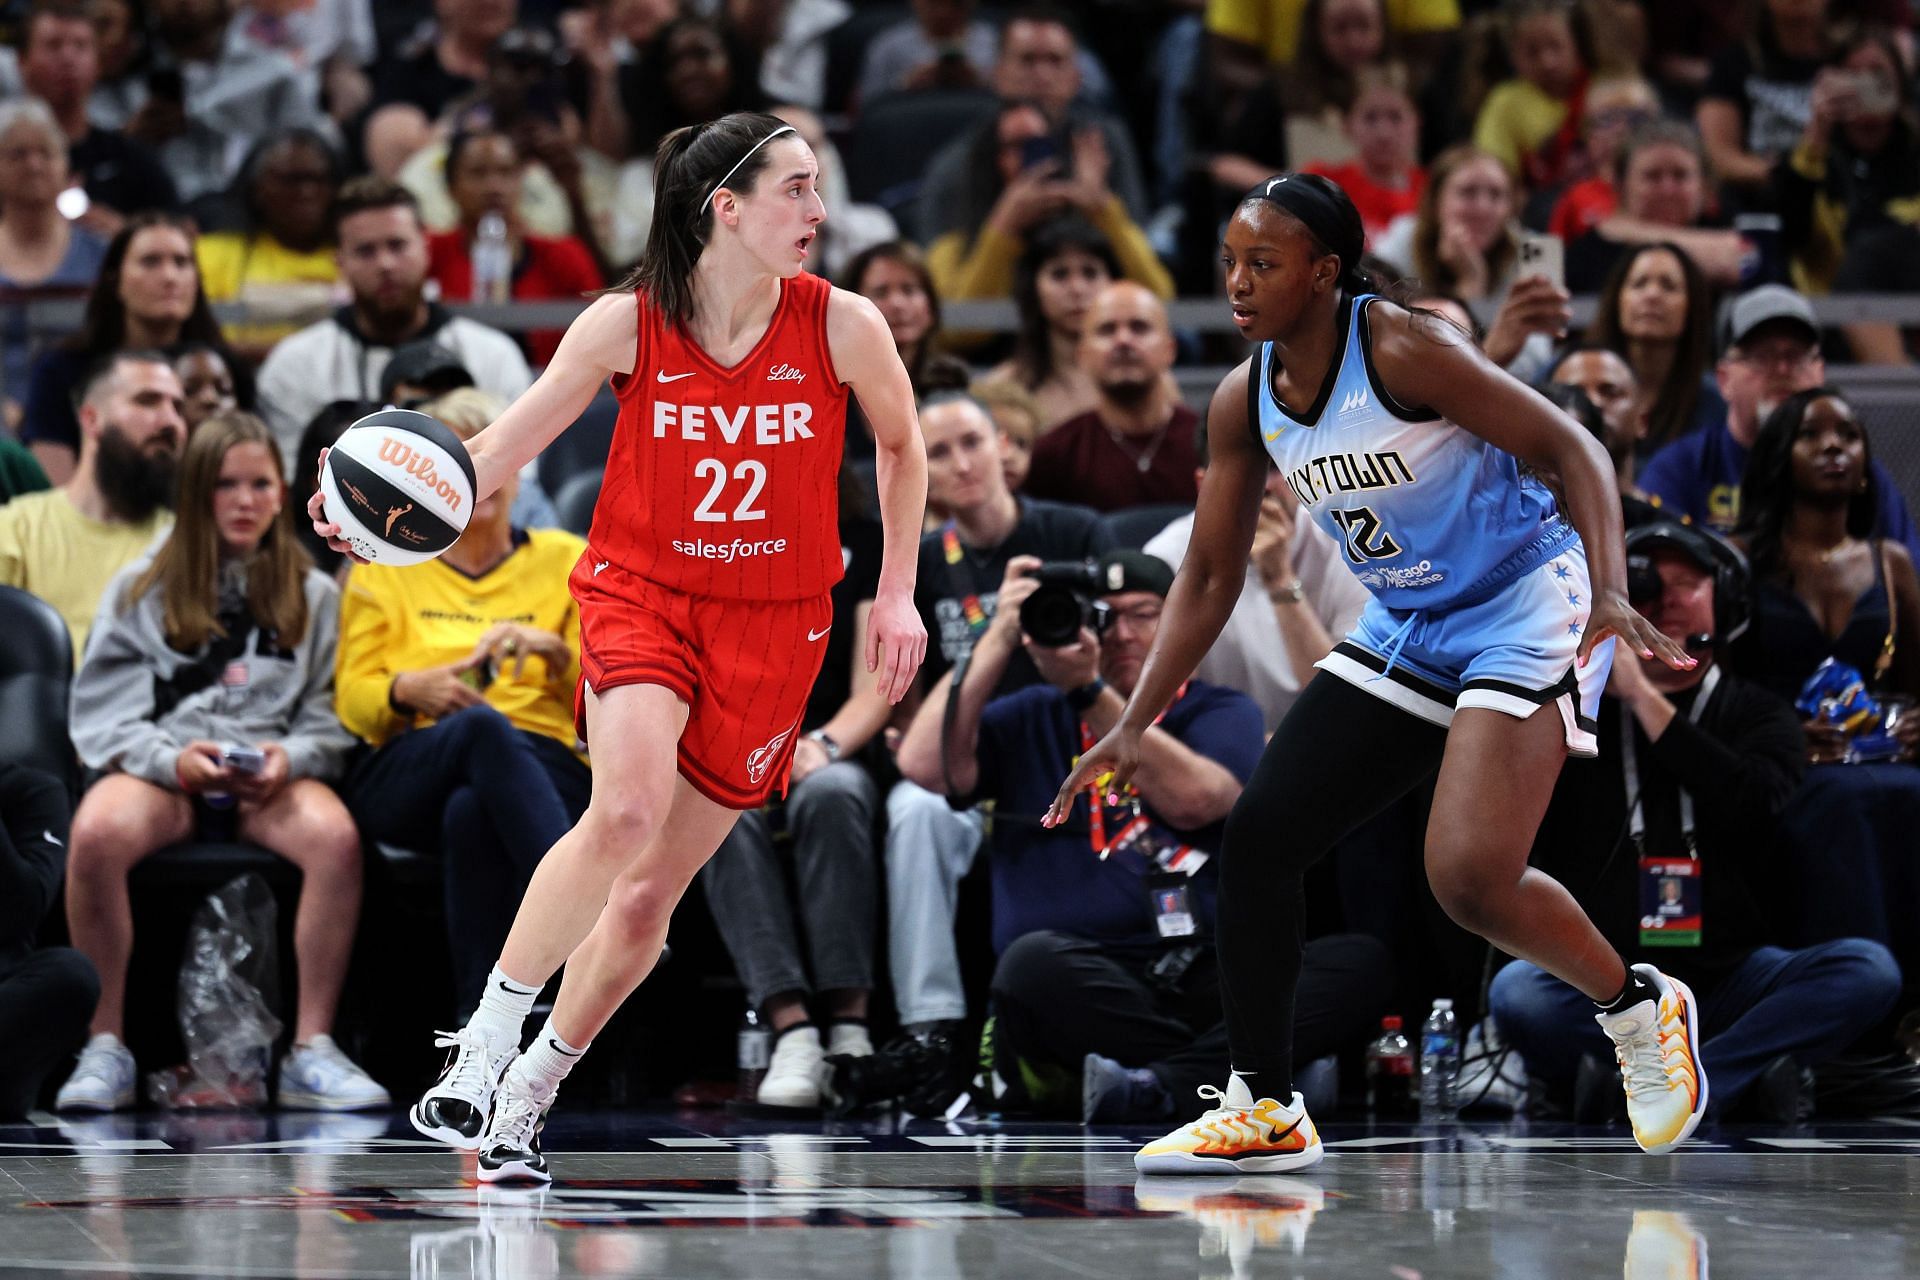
[581,794,661,854]
[605,876,672,937]
[1424,850,1509,932]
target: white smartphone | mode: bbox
[1517,231,1565,292]
[222,745,267,775]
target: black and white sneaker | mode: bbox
[410,1027,518,1151]
[476,1071,554,1185]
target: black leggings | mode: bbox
[1217,673,1448,1095]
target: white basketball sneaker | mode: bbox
[476,1064,554,1186]
[410,1026,518,1150]
[1134,1075,1324,1175]
[278,1035,391,1111]
[1597,964,1708,1154]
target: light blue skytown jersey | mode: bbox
[1251,294,1576,612]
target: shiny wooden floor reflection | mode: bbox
[1,1109,1915,1278]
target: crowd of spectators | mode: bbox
[3,0,1920,1123]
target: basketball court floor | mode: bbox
[2,1108,1915,1278]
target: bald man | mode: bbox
[1023,282,1199,514]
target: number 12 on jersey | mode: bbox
[1328,505,1402,564]
[692,458,768,522]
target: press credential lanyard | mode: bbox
[1621,663,1722,853]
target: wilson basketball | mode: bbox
[319,408,476,566]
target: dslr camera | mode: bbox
[1018,560,1113,647]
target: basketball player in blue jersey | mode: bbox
[1046,174,1709,1172]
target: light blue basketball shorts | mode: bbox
[1314,545,1616,757]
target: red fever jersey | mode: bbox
[591,271,849,600]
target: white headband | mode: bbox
[703,126,797,210]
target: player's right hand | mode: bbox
[308,447,372,564]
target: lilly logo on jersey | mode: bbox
[768,362,806,383]
[1338,388,1370,416]
[375,437,465,514]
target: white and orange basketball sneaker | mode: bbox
[1133,1075,1324,1175]
[1596,964,1708,1154]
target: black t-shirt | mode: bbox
[70,128,178,216]
[803,513,885,730]
[0,763,71,962]
[914,496,1109,694]
[1703,40,1823,161]
[372,46,478,121]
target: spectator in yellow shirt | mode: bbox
[332,388,589,1018]
[1472,0,1617,195]
[924,100,1171,306]
[1205,0,1460,104]
[195,129,344,358]
[0,351,184,659]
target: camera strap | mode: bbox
[1621,662,1719,854]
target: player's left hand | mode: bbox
[867,589,926,704]
[1583,590,1695,671]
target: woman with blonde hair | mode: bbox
[333,387,593,1023]
[55,411,378,1113]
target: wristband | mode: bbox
[1065,678,1106,713]
[806,729,841,762]
[1267,578,1305,604]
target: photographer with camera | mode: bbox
[1491,522,1900,1122]
[874,392,1110,1092]
[896,549,1391,1122]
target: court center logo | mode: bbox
[745,723,798,784]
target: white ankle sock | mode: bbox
[514,1018,588,1097]
[468,967,541,1047]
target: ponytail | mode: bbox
[612,111,797,327]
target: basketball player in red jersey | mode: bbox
[310,112,928,1183]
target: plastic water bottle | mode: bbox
[737,1006,770,1099]
[1420,998,1460,1120]
[1366,1015,1415,1116]
[472,211,512,304]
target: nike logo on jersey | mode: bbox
[657,371,695,383]
[1264,425,1284,441]
[594,561,610,576]
[807,625,830,641]
[42,830,63,848]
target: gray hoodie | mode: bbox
[71,551,356,788]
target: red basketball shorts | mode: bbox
[570,550,832,810]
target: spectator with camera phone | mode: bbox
[896,548,1390,1122]
[59,410,378,1114]
[872,390,1109,1096]
[1494,520,1899,1122]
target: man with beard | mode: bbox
[256,178,531,466]
[0,352,184,658]
[1637,285,1918,556]
[1021,282,1198,512]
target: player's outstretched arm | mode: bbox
[1367,302,1693,673]
[828,287,928,704]
[465,293,640,501]
[1044,362,1265,826]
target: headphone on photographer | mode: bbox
[1624,520,1753,650]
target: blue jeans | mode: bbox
[347,705,591,1014]
[1488,941,1902,1111]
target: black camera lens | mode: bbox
[1020,584,1089,647]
